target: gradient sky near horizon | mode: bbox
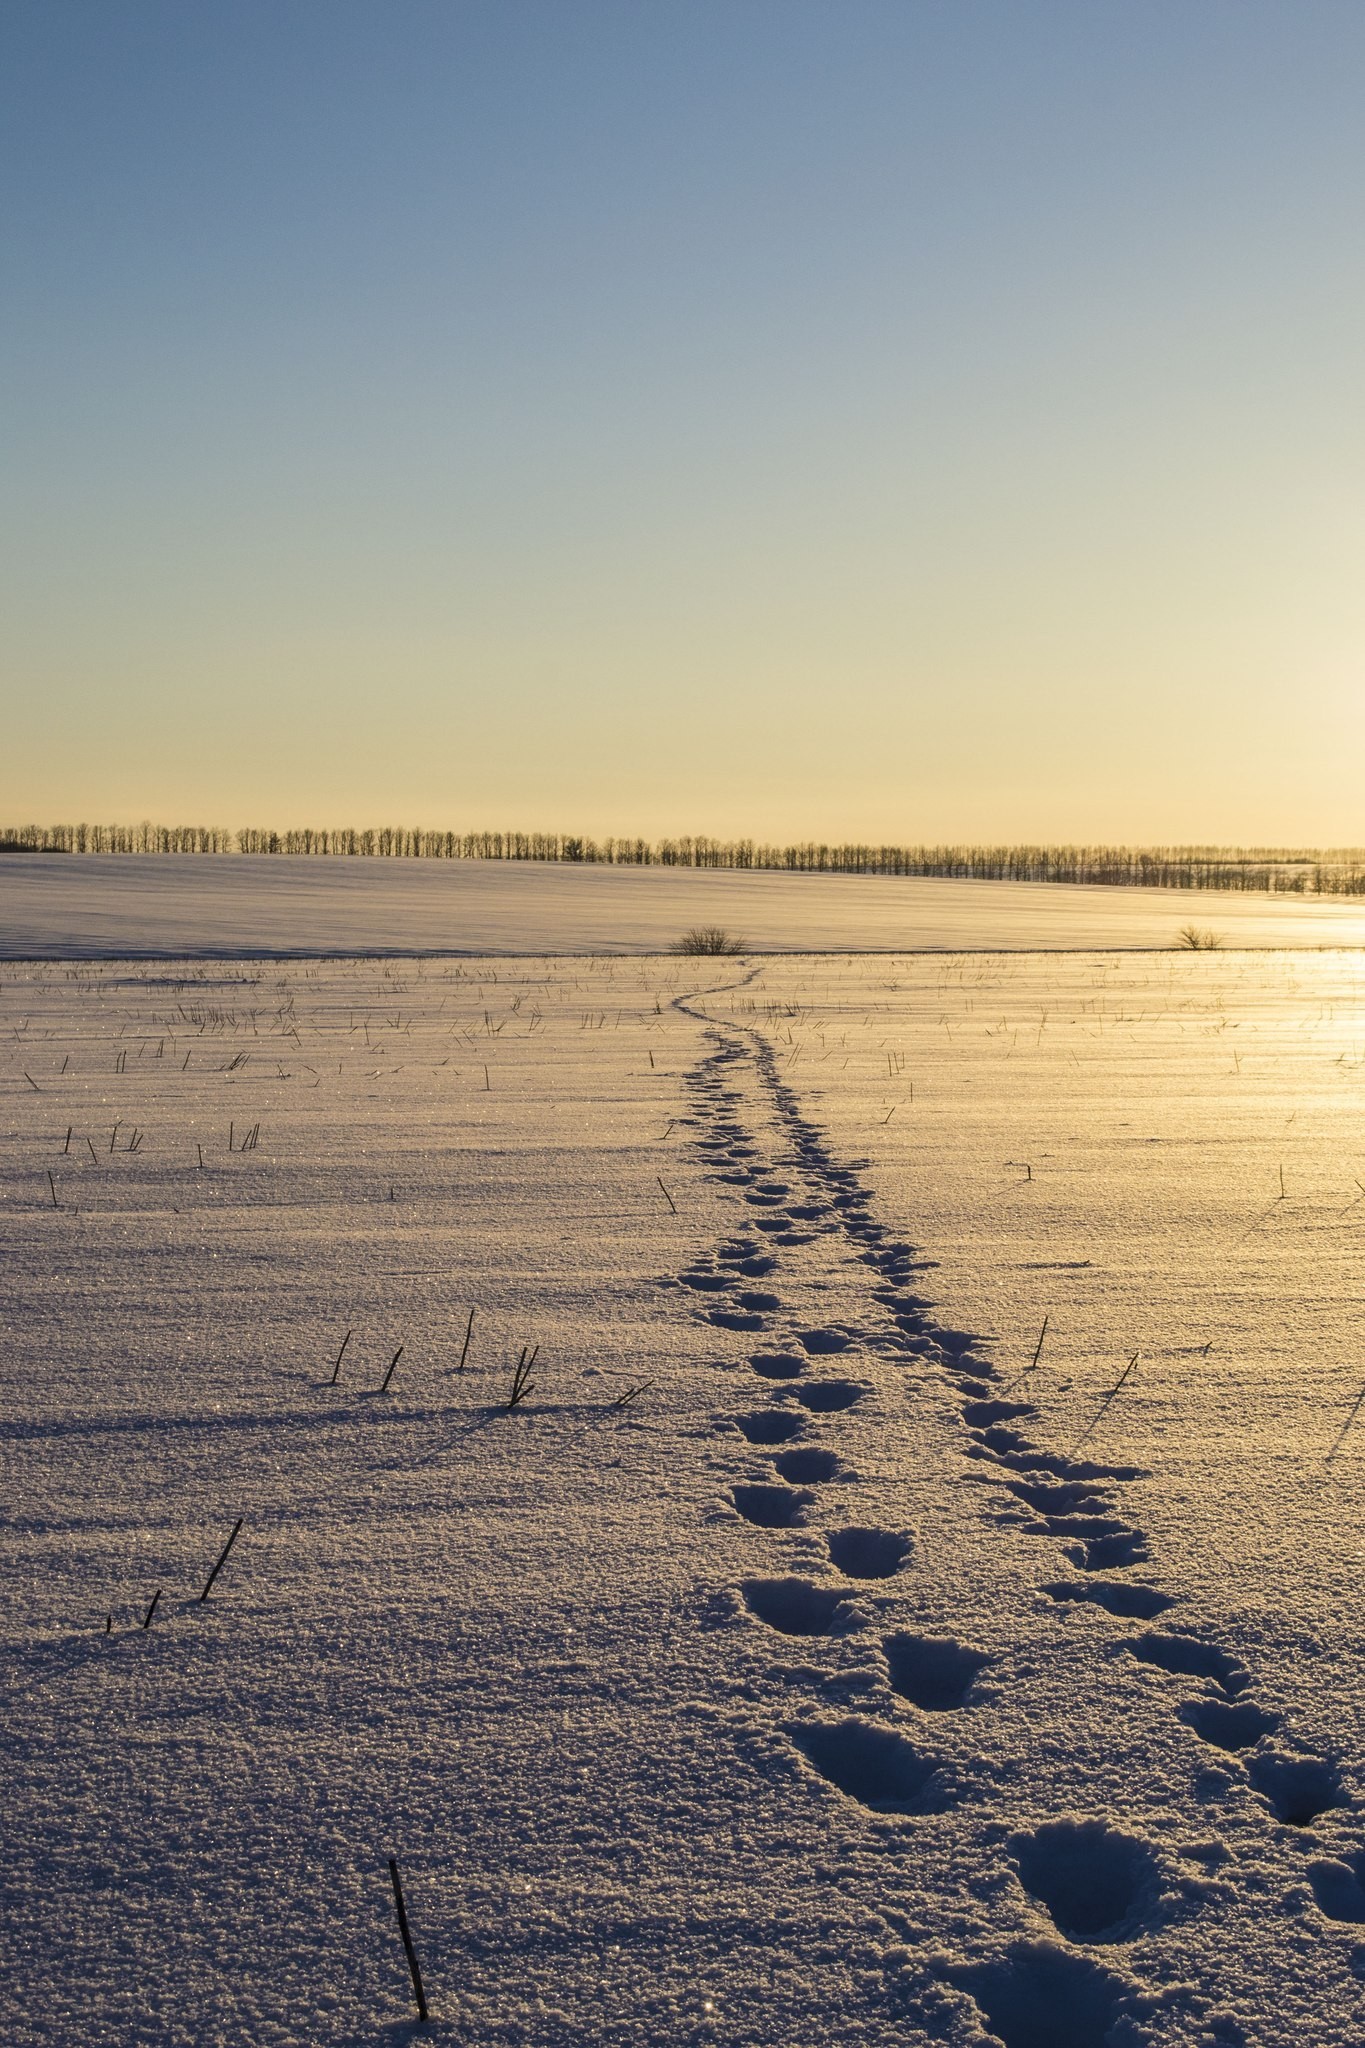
[4,2,1365,845]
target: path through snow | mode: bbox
[2,952,1362,2044]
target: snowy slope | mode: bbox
[2,952,1363,2045]
[5,853,1365,958]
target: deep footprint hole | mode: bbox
[750,1353,805,1380]
[773,1445,842,1483]
[826,1526,912,1580]
[1309,1850,1365,1923]
[792,1379,864,1414]
[1246,1751,1345,1827]
[733,1410,805,1445]
[1124,1632,1247,1693]
[789,1717,945,1812]
[742,1577,849,1636]
[884,1632,990,1710]
[1013,1819,1156,1942]
[948,1942,1130,2048]
[731,1484,813,1529]
[1181,1697,1277,1752]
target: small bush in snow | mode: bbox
[672,926,746,955]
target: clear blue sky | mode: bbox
[4,2,1364,843]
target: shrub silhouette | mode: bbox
[672,926,747,955]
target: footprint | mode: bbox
[963,1399,1038,1427]
[749,1352,805,1380]
[680,1270,733,1292]
[1043,1581,1174,1620]
[947,1941,1132,2048]
[874,1288,931,1313]
[1041,1515,1131,1542]
[826,1526,912,1579]
[1012,1819,1157,1942]
[709,1308,768,1331]
[1308,1849,1365,1922]
[1124,1633,1248,1695]
[884,1632,990,1710]
[978,1448,1144,1484]
[798,1328,851,1354]
[734,1410,805,1445]
[736,1290,782,1312]
[773,1445,843,1484]
[1181,1698,1277,1752]
[936,1328,985,1356]
[731,1483,814,1529]
[1246,1750,1346,1827]
[788,1716,949,1813]
[1062,1526,1148,1573]
[790,1379,864,1413]
[1011,1481,1115,1516]
[973,1425,1036,1458]
[742,1577,853,1636]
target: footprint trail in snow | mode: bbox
[665,974,1360,2045]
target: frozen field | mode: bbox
[6,853,1365,957]
[4,949,1365,2046]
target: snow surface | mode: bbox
[3,949,1365,2045]
[5,853,1365,958]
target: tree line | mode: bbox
[2,821,1364,893]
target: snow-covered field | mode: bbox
[4,946,1365,2046]
[6,853,1365,957]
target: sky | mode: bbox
[3,1,1364,847]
